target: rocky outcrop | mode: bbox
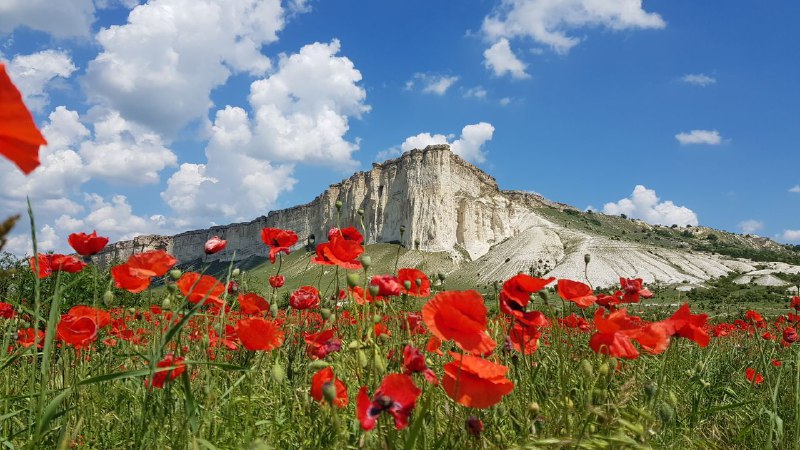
[93,144,800,287]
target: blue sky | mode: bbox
[1,0,799,254]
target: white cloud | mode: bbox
[246,39,369,168]
[407,73,459,95]
[5,224,60,256]
[482,0,666,54]
[602,185,698,226]
[782,230,800,242]
[378,122,495,164]
[675,129,722,145]
[680,73,716,87]
[739,220,763,234]
[0,0,95,38]
[79,109,177,184]
[789,185,800,193]
[5,50,77,112]
[463,86,488,99]
[483,39,529,79]
[161,106,296,228]
[56,193,169,240]
[499,97,512,106]
[84,0,298,135]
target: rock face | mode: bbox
[94,144,799,287]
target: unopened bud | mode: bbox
[658,402,675,422]
[346,272,360,288]
[372,314,382,324]
[369,285,380,297]
[321,308,332,320]
[271,361,285,383]
[357,208,364,216]
[373,351,386,374]
[528,401,540,415]
[403,280,412,291]
[598,362,610,376]
[357,350,368,368]
[399,225,406,234]
[579,359,593,378]
[102,290,115,307]
[335,200,343,210]
[309,360,330,370]
[348,340,361,350]
[169,269,182,281]
[360,255,372,269]
[538,290,549,303]
[232,268,241,277]
[414,239,420,249]
[269,302,278,317]
[161,297,171,310]
[322,381,337,405]
[644,382,657,400]
[584,253,591,265]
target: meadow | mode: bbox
[0,223,799,450]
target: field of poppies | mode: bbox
[0,224,798,449]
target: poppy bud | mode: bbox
[169,269,182,281]
[644,383,657,400]
[335,200,343,210]
[373,351,386,373]
[399,225,406,234]
[161,297,171,310]
[579,359,593,378]
[414,239,420,249]
[348,340,361,350]
[322,381,337,405]
[669,391,678,406]
[346,272,360,288]
[538,290,549,303]
[437,273,446,282]
[658,403,675,423]
[528,401,540,415]
[102,290,114,307]
[369,285,380,297]
[598,362,609,376]
[584,253,591,265]
[465,416,483,438]
[128,307,136,315]
[271,361,285,383]
[403,280,412,291]
[321,308,332,320]
[372,314,382,324]
[361,255,372,269]
[232,268,240,277]
[357,208,364,216]
[309,360,330,370]
[269,303,278,317]
[357,350,368,368]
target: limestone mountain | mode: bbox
[94,145,800,288]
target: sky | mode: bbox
[1,0,799,255]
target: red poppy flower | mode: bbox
[374,322,391,337]
[426,336,443,355]
[397,268,431,297]
[260,228,298,263]
[177,272,226,307]
[509,321,542,355]
[660,303,709,347]
[68,305,112,329]
[236,317,284,351]
[111,250,177,293]
[204,236,226,255]
[772,359,783,367]
[290,286,320,310]
[0,63,47,174]
[269,275,285,288]
[791,296,800,311]
[350,286,383,305]
[589,308,641,359]
[328,226,364,244]
[370,275,403,297]
[29,254,87,278]
[422,290,496,355]
[619,278,653,303]
[145,353,186,389]
[56,314,99,349]
[67,230,109,256]
[442,352,514,409]
[17,328,44,348]
[557,279,597,308]
[466,416,484,438]
[631,322,671,355]
[238,293,270,315]
[404,312,427,335]
[310,366,349,408]
[783,327,798,344]
[312,234,364,269]
[499,274,555,314]
[403,345,438,385]
[745,367,764,385]
[559,313,590,331]
[357,374,421,431]
[304,329,342,359]
[0,302,16,319]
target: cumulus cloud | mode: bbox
[406,73,459,95]
[377,122,495,163]
[0,0,96,38]
[84,0,299,135]
[482,0,665,55]
[790,185,800,193]
[463,86,488,99]
[483,39,529,79]
[680,73,716,87]
[783,230,800,242]
[675,129,722,145]
[602,185,698,226]
[5,224,61,256]
[739,220,764,234]
[55,193,169,240]
[5,50,77,112]
[499,97,512,106]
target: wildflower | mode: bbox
[0,302,16,319]
[310,367,348,407]
[745,367,764,385]
[745,310,766,328]
[466,416,484,438]
[236,317,284,351]
[619,278,653,303]
[176,273,226,308]
[559,313,590,331]
[589,308,641,359]
[370,275,403,297]
[145,353,186,389]
[269,275,285,288]
[596,293,622,309]
[557,279,597,308]
[422,290,496,355]
[17,328,44,348]
[660,303,710,347]
[30,254,87,278]
[403,345,438,385]
[791,296,800,311]
[397,268,431,297]
[111,250,177,293]
[260,228,298,263]
[0,64,47,174]
[238,293,270,315]
[772,359,783,367]
[357,374,421,430]
[509,321,542,354]
[290,286,320,310]
[312,231,364,269]
[68,231,109,256]
[56,314,99,349]
[304,329,342,359]
[68,305,112,329]
[442,352,514,408]
[783,326,798,344]
[204,236,226,254]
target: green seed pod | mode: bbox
[346,272,360,288]
[658,402,675,423]
[668,391,678,406]
[169,269,182,281]
[271,361,285,383]
[335,200,343,210]
[584,253,591,264]
[372,314,382,324]
[161,297,171,310]
[309,360,330,370]
[360,255,372,269]
[322,381,337,405]
[373,351,386,374]
[579,359,593,378]
[232,268,241,277]
[357,350,368,368]
[320,308,332,320]
[528,401,540,415]
[369,285,380,297]
[269,302,278,317]
[598,362,610,376]
[537,290,549,302]
[399,225,406,234]
[403,280,412,291]
[102,290,115,307]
